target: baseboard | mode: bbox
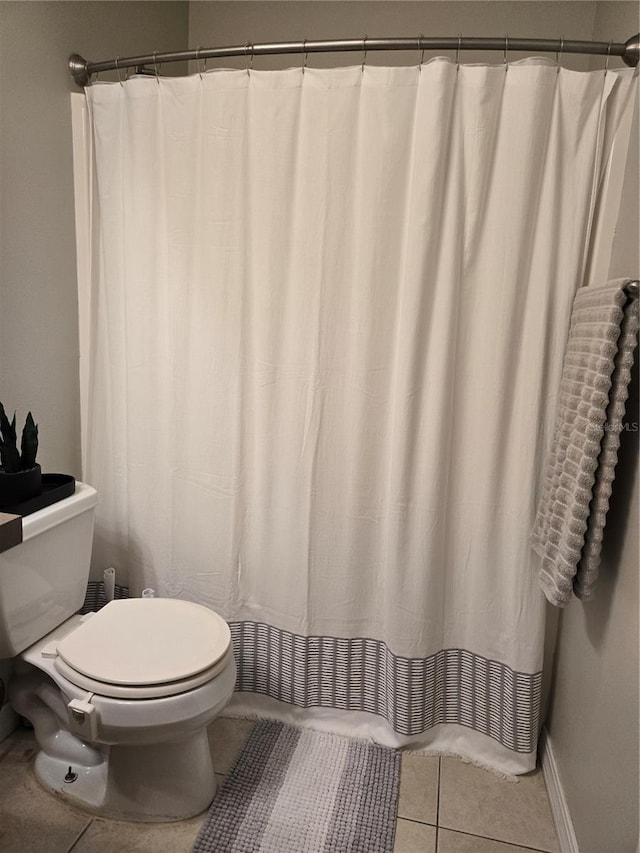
[539,727,580,853]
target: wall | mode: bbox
[0,1,189,478]
[545,3,639,852]
[189,1,596,71]
[0,0,189,740]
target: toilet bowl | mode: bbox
[0,484,237,822]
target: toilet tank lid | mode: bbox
[56,598,231,687]
[22,482,98,542]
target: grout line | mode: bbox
[397,816,437,828]
[437,825,556,853]
[65,818,93,853]
[435,756,441,850]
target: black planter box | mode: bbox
[1,474,75,517]
[0,464,42,508]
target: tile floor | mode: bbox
[0,718,560,853]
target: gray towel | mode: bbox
[531,279,639,607]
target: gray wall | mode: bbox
[545,5,640,852]
[0,0,188,740]
[189,1,597,71]
[0,1,189,477]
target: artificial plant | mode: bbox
[0,402,39,473]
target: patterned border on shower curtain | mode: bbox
[230,621,542,754]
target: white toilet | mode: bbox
[0,482,237,822]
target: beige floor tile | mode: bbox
[438,827,551,853]
[69,815,203,853]
[0,726,34,762]
[397,752,439,825]
[207,716,255,775]
[438,759,559,853]
[394,818,437,852]
[0,728,91,853]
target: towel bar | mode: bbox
[624,280,639,299]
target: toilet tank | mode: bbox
[0,483,98,658]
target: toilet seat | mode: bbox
[54,647,234,699]
[53,599,233,700]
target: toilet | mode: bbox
[0,482,237,822]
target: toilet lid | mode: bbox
[56,598,231,687]
[54,647,234,699]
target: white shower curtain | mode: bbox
[78,59,636,775]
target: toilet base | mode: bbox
[36,751,108,812]
[35,729,217,822]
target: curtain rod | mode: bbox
[69,34,640,86]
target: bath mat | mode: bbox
[192,720,400,853]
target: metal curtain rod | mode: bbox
[69,33,640,85]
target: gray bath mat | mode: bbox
[192,720,400,853]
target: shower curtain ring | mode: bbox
[456,33,462,68]
[418,34,425,70]
[196,46,205,79]
[556,36,564,73]
[245,42,254,75]
[504,35,509,71]
[604,40,612,75]
[302,38,308,73]
[115,56,124,86]
[153,51,160,84]
[361,35,368,72]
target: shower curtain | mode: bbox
[76,59,636,775]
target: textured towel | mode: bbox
[531,279,639,607]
